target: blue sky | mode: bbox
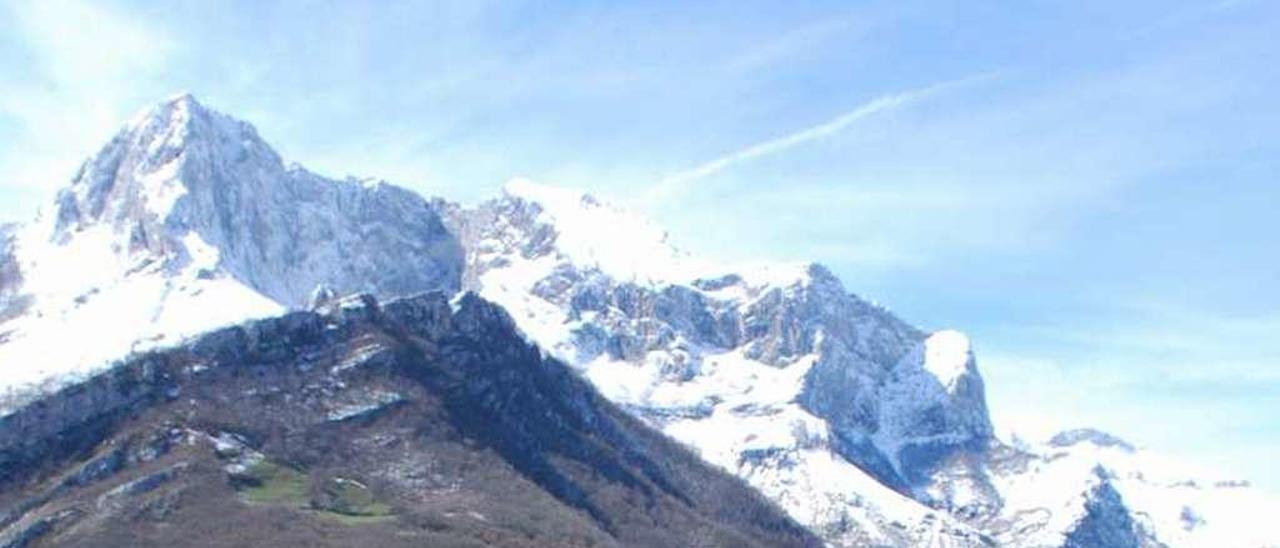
[1,0,1277,489]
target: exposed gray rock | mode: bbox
[0,508,78,548]
[50,94,464,308]
[325,390,404,422]
[450,188,1000,546]
[0,227,28,325]
[97,462,188,510]
[1050,429,1137,453]
[1064,473,1144,548]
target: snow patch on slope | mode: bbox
[502,177,697,284]
[500,178,812,289]
[1,94,461,400]
[924,330,972,391]
[0,222,282,396]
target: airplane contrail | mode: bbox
[647,76,991,202]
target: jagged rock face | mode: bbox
[1064,477,1144,548]
[51,94,463,308]
[447,183,1280,548]
[795,274,994,492]
[0,292,819,547]
[0,226,27,325]
[446,184,997,546]
[0,95,463,395]
[1051,429,1137,453]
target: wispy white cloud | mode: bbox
[7,0,170,84]
[644,75,991,204]
[723,18,859,74]
[0,0,175,220]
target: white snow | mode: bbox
[139,159,188,218]
[990,435,1280,548]
[475,178,1280,547]
[2,93,462,402]
[502,177,707,284]
[466,181,992,545]
[501,177,814,289]
[0,221,282,399]
[923,330,972,391]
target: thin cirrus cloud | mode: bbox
[0,0,175,219]
[643,75,995,205]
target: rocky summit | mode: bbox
[1,95,1277,547]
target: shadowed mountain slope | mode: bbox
[0,292,818,548]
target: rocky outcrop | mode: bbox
[0,94,466,397]
[0,226,27,325]
[451,185,998,545]
[50,94,463,308]
[1063,472,1145,548]
[1050,429,1137,453]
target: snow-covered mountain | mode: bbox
[446,181,1280,548]
[442,180,994,545]
[1,95,1276,547]
[0,94,460,394]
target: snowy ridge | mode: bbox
[1,95,1277,547]
[500,177,700,284]
[453,177,1280,548]
[498,178,811,288]
[1,201,283,396]
[0,94,460,403]
[452,180,996,545]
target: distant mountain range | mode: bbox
[0,95,1274,547]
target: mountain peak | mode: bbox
[126,92,274,160]
[502,177,599,209]
[26,94,462,308]
[166,91,199,105]
[492,177,708,284]
[493,179,836,290]
[143,90,200,113]
[50,94,281,239]
[121,92,211,143]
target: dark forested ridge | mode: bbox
[0,292,819,547]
